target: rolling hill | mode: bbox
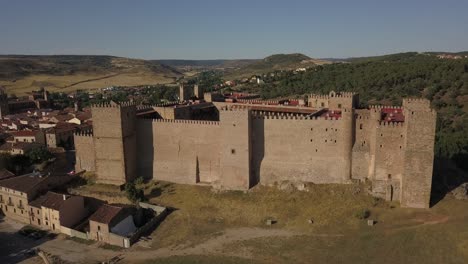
[223,53,332,80]
[0,55,182,95]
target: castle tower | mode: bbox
[0,86,9,119]
[91,101,137,185]
[194,84,203,99]
[74,101,81,112]
[340,107,354,181]
[367,106,383,180]
[219,107,252,190]
[400,99,436,208]
[179,83,190,102]
[43,87,49,101]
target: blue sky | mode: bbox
[0,0,467,59]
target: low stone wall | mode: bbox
[128,208,168,246]
[108,232,130,248]
[61,226,88,240]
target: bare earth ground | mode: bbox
[0,182,466,264]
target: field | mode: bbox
[0,72,175,95]
[13,181,468,263]
[136,181,468,264]
[0,55,181,95]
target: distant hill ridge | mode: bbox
[223,53,332,79]
[0,55,182,95]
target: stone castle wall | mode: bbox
[73,93,436,208]
[252,113,352,185]
[136,119,222,185]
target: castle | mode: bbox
[74,86,437,208]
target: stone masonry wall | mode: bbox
[252,113,351,185]
[136,119,222,185]
[74,133,95,172]
[401,99,437,208]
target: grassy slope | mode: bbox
[0,55,182,95]
[138,181,468,264]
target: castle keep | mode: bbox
[75,88,437,208]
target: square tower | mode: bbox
[219,107,252,190]
[401,98,436,208]
[92,101,137,185]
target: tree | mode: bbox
[26,147,53,163]
[124,182,145,203]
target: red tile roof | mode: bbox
[0,172,46,193]
[0,169,15,181]
[29,192,70,210]
[89,204,124,224]
[11,130,39,137]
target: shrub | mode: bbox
[125,182,145,203]
[134,176,144,185]
[355,209,370,219]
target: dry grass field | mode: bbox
[0,73,175,95]
[0,55,182,95]
[137,181,468,264]
[58,180,468,263]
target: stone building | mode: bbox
[29,191,88,232]
[74,90,437,208]
[88,204,136,246]
[0,173,75,224]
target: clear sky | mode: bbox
[1,0,467,59]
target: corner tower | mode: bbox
[92,101,137,185]
[401,98,436,208]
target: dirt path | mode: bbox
[61,73,120,88]
[127,227,301,260]
[35,227,303,263]
[384,214,450,234]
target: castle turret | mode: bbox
[400,98,436,208]
[91,101,137,185]
[194,84,203,99]
[179,83,191,102]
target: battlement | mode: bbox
[219,105,251,112]
[309,91,356,99]
[370,105,403,110]
[253,115,340,121]
[74,130,94,137]
[378,121,405,128]
[152,101,180,107]
[236,99,281,105]
[91,100,137,109]
[148,118,220,126]
[252,111,340,120]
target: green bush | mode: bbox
[125,182,145,203]
[355,209,370,219]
